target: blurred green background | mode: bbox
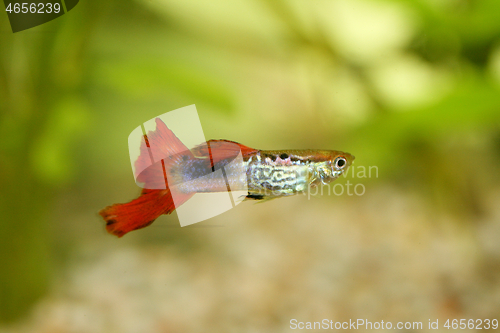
[1,0,500,331]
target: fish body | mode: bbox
[169,149,353,195]
[100,118,354,237]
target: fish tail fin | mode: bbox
[100,189,194,237]
[100,117,197,237]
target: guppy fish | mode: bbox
[100,118,354,237]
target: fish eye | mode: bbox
[334,157,346,169]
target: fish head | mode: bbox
[332,151,355,172]
[316,151,355,184]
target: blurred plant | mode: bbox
[0,1,101,321]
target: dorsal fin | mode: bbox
[191,139,258,167]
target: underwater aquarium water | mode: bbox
[1,0,500,331]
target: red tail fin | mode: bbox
[100,117,195,237]
[99,189,193,237]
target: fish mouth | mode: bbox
[342,152,355,166]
